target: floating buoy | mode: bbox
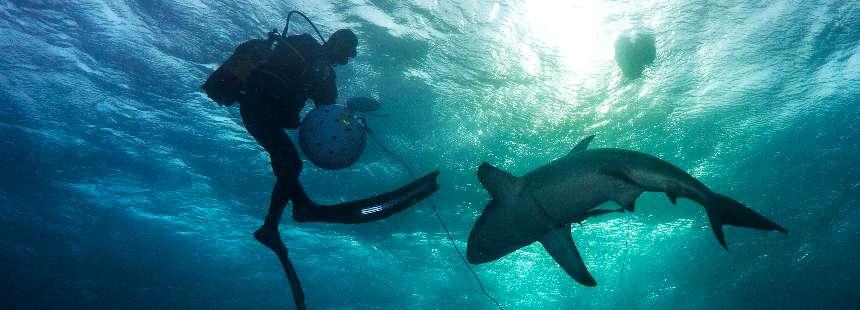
[615,31,656,79]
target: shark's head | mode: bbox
[477,162,534,210]
[471,161,599,287]
[469,162,541,264]
[477,162,518,198]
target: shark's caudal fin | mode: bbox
[704,193,788,250]
[539,225,597,286]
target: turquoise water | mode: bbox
[1,1,858,309]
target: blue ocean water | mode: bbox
[1,0,858,309]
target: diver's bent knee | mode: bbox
[272,158,302,176]
[293,159,303,174]
[272,165,302,182]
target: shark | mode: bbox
[466,135,787,286]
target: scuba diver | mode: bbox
[202,11,439,309]
[238,27,358,248]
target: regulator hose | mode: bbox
[283,10,327,44]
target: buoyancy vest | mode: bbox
[202,36,275,106]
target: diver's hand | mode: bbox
[282,111,301,129]
[346,97,381,112]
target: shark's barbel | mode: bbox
[466,135,787,286]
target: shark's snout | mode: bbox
[477,162,492,175]
[477,162,492,186]
[465,246,484,264]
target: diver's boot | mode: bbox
[292,202,321,223]
[254,225,287,255]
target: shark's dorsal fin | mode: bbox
[568,135,596,155]
[539,224,596,286]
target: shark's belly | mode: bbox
[526,170,622,225]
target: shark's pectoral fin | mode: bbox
[568,135,596,155]
[539,225,596,286]
[587,208,625,219]
[570,208,625,224]
[467,200,534,264]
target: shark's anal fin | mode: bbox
[667,192,678,205]
[539,225,597,287]
[598,167,642,213]
[612,188,642,212]
[622,200,635,212]
[568,135,596,155]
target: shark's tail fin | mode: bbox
[704,192,787,250]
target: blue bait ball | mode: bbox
[298,105,367,170]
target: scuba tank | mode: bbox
[202,11,328,107]
[201,31,277,106]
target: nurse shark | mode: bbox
[466,135,787,286]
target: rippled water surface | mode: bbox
[1,1,858,309]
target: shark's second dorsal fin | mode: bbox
[568,135,596,155]
[539,224,597,286]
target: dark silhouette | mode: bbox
[240,29,359,251]
[205,25,438,309]
[614,31,656,79]
[467,135,786,287]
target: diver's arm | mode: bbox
[309,65,337,106]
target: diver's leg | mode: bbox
[239,74,308,310]
[263,180,290,227]
[268,128,314,206]
[239,98,303,249]
[260,169,312,226]
[253,179,290,252]
[253,136,309,250]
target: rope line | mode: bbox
[613,216,629,309]
[369,134,504,310]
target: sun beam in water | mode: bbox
[524,1,614,77]
[516,1,618,127]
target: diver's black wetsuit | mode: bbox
[239,34,439,225]
[228,30,438,310]
[239,34,337,225]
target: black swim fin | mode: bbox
[294,171,440,224]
